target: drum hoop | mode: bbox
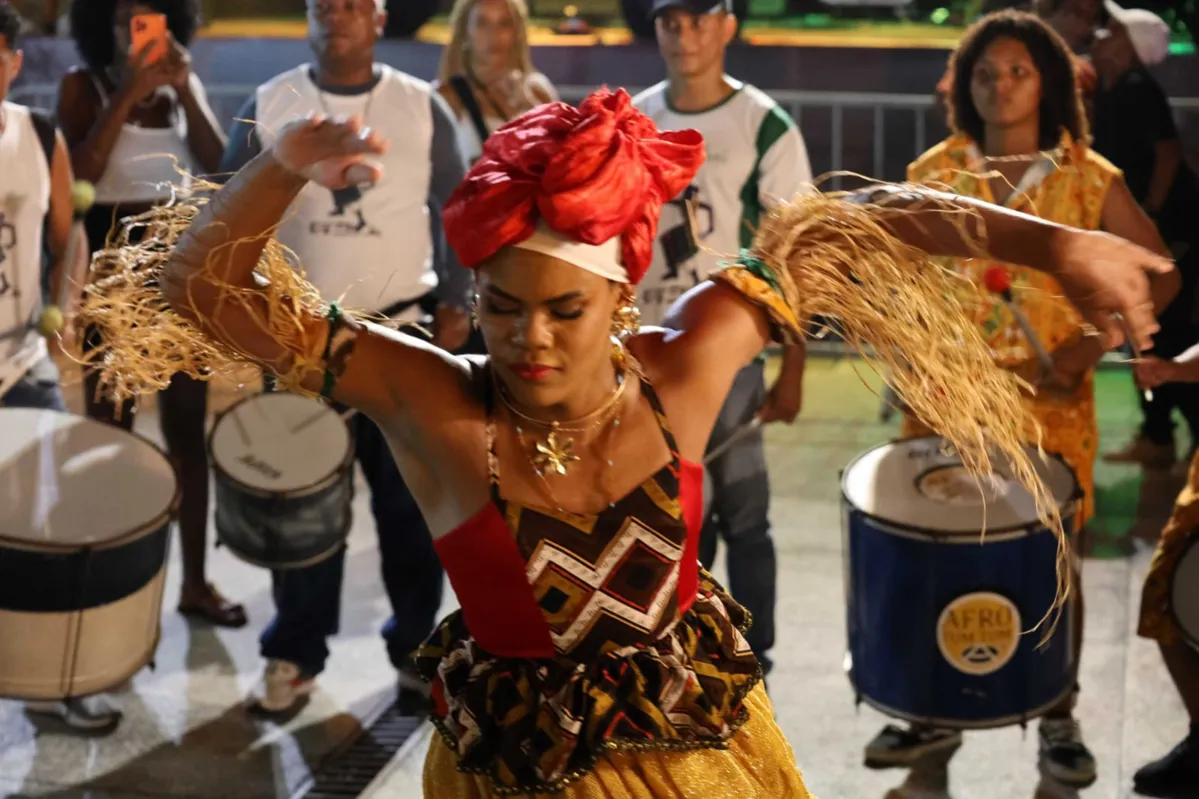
[1168,527,1199,649]
[849,679,1076,731]
[0,411,181,554]
[220,537,346,571]
[840,434,1082,536]
[207,393,355,498]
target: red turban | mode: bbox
[442,87,705,285]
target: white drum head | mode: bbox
[1172,534,1199,644]
[0,409,177,547]
[211,393,351,492]
[842,436,1078,534]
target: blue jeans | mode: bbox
[700,360,776,671]
[259,407,444,677]
[1,356,67,411]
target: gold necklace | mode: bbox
[497,369,629,478]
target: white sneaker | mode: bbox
[26,694,122,734]
[247,660,315,714]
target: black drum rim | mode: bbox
[207,392,356,499]
[845,669,1077,731]
[840,434,1082,538]
[1169,528,1199,651]
[0,409,181,554]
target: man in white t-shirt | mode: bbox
[1,2,111,733]
[633,0,811,675]
[218,0,470,715]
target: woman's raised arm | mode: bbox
[87,115,472,425]
[652,184,1175,449]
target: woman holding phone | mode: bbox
[55,0,242,644]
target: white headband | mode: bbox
[510,222,629,283]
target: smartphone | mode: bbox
[130,13,168,64]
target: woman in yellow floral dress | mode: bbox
[864,9,1174,789]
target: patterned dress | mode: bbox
[901,132,1120,524]
[1139,449,1199,645]
[414,369,809,797]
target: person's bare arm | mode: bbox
[855,184,1174,350]
[1041,176,1180,388]
[44,132,77,312]
[646,184,1174,446]
[176,73,227,174]
[160,118,471,425]
[57,46,172,183]
[1102,175,1178,310]
[1146,139,1183,216]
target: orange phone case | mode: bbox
[130,13,168,64]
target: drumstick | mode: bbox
[704,417,762,465]
[983,267,1056,376]
[231,408,252,448]
[1115,312,1155,403]
[289,404,359,435]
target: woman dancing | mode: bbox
[866,10,1174,787]
[79,89,1169,796]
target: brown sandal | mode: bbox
[178,584,248,629]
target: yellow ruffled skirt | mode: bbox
[423,684,812,798]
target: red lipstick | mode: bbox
[511,364,555,382]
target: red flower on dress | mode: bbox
[442,87,705,285]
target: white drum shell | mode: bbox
[0,409,177,700]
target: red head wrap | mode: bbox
[442,87,705,285]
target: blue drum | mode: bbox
[842,436,1081,729]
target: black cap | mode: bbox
[648,0,733,21]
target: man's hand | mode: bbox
[432,305,470,352]
[758,342,805,424]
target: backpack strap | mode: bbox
[448,75,491,149]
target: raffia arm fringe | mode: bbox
[740,188,1071,639]
[74,178,372,413]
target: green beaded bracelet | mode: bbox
[320,301,343,398]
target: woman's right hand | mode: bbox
[120,40,175,104]
[272,115,389,189]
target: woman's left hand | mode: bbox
[1051,228,1174,353]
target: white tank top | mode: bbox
[0,102,51,385]
[87,72,198,205]
[255,65,437,316]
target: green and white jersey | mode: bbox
[632,78,811,327]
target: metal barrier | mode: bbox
[11,80,1199,185]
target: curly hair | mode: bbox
[947,10,1087,150]
[70,0,200,71]
[0,1,24,49]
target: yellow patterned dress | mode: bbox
[1139,449,1199,644]
[415,369,810,798]
[901,132,1120,524]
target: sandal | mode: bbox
[178,584,248,628]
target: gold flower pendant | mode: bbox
[531,427,580,477]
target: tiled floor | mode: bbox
[0,357,1190,798]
